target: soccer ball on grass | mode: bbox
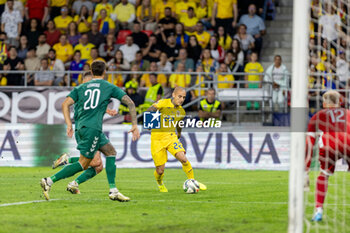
[183,179,199,194]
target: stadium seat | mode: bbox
[116,30,132,44]
[142,30,153,37]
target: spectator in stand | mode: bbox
[169,62,191,88]
[157,52,172,73]
[143,34,161,62]
[175,23,189,48]
[238,0,264,17]
[99,33,119,61]
[93,0,113,21]
[24,47,40,85]
[217,63,234,88]
[67,22,81,46]
[197,48,219,82]
[187,35,202,63]
[217,26,232,50]
[72,0,94,16]
[34,58,54,86]
[231,39,244,69]
[125,63,141,85]
[69,50,86,84]
[119,35,140,63]
[207,35,225,63]
[74,5,92,34]
[87,21,105,47]
[163,33,181,63]
[49,0,67,20]
[234,24,255,57]
[180,7,198,36]
[17,35,28,60]
[54,6,73,34]
[1,0,22,47]
[53,34,73,63]
[140,61,167,87]
[25,18,41,49]
[24,47,40,71]
[112,0,135,30]
[197,0,212,30]
[136,0,156,31]
[3,46,24,86]
[198,88,222,121]
[119,80,144,122]
[0,32,8,70]
[5,0,24,18]
[86,47,105,65]
[336,51,349,87]
[139,72,164,112]
[107,62,124,87]
[156,0,175,22]
[131,22,149,49]
[175,48,194,71]
[175,0,196,21]
[263,55,289,112]
[36,34,50,59]
[131,50,150,71]
[211,0,238,35]
[244,51,263,110]
[98,9,116,35]
[192,65,206,98]
[74,33,95,60]
[77,63,90,84]
[44,20,61,47]
[25,0,48,27]
[107,50,130,71]
[47,48,65,85]
[158,7,177,37]
[238,4,265,56]
[225,51,241,73]
[194,21,210,49]
[318,2,341,45]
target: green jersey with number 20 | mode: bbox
[68,79,126,131]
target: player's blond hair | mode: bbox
[323,90,341,105]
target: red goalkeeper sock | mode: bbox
[315,174,328,208]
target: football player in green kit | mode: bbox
[40,60,140,202]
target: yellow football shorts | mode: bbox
[151,134,185,167]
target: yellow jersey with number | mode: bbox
[151,98,186,140]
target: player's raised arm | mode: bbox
[121,95,140,141]
[62,96,75,138]
[146,105,158,112]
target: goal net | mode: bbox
[290,0,350,232]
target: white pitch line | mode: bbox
[0,199,59,207]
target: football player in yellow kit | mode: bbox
[146,87,207,192]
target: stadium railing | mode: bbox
[0,70,292,124]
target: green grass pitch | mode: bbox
[0,167,349,233]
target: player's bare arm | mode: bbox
[121,95,140,141]
[177,125,182,139]
[62,96,75,138]
[146,105,158,112]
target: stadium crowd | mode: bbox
[309,0,350,111]
[0,0,284,118]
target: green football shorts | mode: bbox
[75,127,110,159]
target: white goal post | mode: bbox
[288,0,310,232]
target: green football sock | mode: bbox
[75,167,97,185]
[68,157,79,163]
[51,162,83,183]
[106,156,116,189]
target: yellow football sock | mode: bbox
[182,161,194,179]
[154,170,164,185]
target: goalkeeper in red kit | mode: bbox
[305,90,350,221]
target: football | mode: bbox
[183,179,200,194]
